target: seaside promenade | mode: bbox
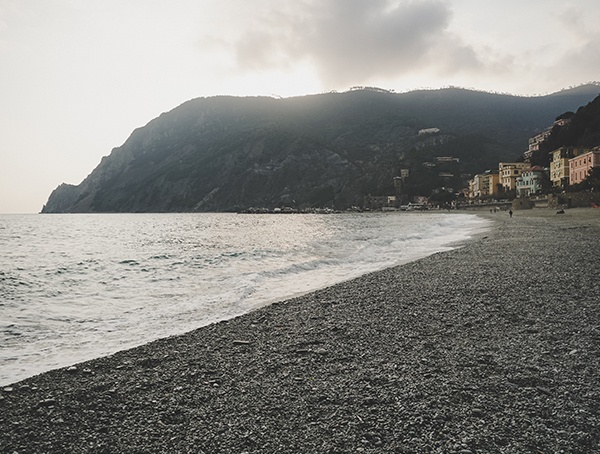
[1,209,599,453]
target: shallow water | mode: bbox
[0,212,489,385]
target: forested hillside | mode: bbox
[533,93,600,166]
[42,85,600,212]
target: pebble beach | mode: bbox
[1,208,599,453]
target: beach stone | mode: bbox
[233,340,250,345]
[537,387,553,396]
[38,398,57,407]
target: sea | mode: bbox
[0,212,490,386]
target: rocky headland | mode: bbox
[41,86,600,213]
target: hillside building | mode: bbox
[549,147,589,188]
[482,170,501,198]
[516,166,547,197]
[524,128,552,162]
[499,162,529,191]
[468,170,500,200]
[418,128,440,135]
[523,117,571,163]
[469,174,484,199]
[569,149,600,185]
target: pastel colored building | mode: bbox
[523,118,570,162]
[549,147,589,188]
[469,174,484,199]
[524,128,552,162]
[516,166,547,196]
[499,162,529,191]
[482,170,501,197]
[569,149,600,185]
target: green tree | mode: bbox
[581,167,600,191]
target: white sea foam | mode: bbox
[0,212,489,385]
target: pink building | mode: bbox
[570,149,600,185]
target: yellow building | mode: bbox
[482,171,501,197]
[499,162,529,192]
[549,147,588,188]
[469,170,501,199]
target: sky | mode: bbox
[1,0,599,213]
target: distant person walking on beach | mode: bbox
[509,210,513,218]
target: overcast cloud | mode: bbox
[1,0,600,213]
[224,0,600,92]
[232,0,484,86]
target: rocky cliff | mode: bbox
[42,85,600,212]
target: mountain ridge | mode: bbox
[42,84,600,213]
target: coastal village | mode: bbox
[464,116,600,211]
[380,115,600,213]
[245,123,600,213]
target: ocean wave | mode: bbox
[0,212,489,386]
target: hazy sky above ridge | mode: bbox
[1,0,599,213]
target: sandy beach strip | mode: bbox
[1,208,599,453]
